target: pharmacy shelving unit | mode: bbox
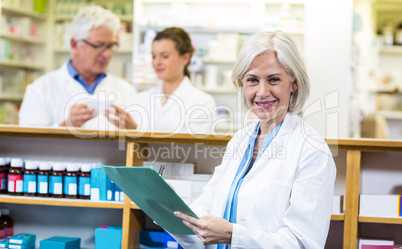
[132,0,305,95]
[0,5,47,102]
[1,126,402,248]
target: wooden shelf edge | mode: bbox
[1,6,46,20]
[331,214,345,221]
[359,216,402,224]
[130,202,140,209]
[0,195,124,209]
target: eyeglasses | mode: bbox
[80,39,119,52]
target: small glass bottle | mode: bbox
[0,209,13,237]
[0,211,4,239]
[64,163,79,199]
[79,163,91,199]
[49,162,65,198]
[23,161,37,196]
[0,158,8,193]
[8,158,24,195]
[37,161,51,197]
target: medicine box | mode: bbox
[0,238,8,248]
[359,194,401,218]
[358,238,393,249]
[95,226,122,249]
[9,242,35,249]
[9,234,36,245]
[39,237,80,249]
[90,168,108,201]
[140,230,181,248]
[332,195,344,214]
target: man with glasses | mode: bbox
[19,6,137,130]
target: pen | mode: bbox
[158,165,165,177]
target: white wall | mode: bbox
[303,0,354,139]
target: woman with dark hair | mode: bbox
[110,27,216,134]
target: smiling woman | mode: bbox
[124,27,217,134]
[170,30,336,249]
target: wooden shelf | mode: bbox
[0,61,45,70]
[197,86,238,95]
[203,59,236,64]
[0,33,45,45]
[1,6,46,20]
[139,26,304,35]
[379,46,402,55]
[54,15,133,22]
[0,195,125,209]
[54,48,132,54]
[331,214,345,221]
[374,111,402,120]
[359,216,402,224]
[0,94,24,101]
[141,0,304,4]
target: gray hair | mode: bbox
[231,30,310,114]
[70,5,120,41]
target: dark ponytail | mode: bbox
[154,27,194,79]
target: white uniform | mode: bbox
[130,77,216,134]
[19,63,137,130]
[173,113,336,249]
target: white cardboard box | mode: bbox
[359,194,401,218]
[332,195,344,214]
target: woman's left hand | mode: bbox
[105,105,137,129]
[174,211,233,246]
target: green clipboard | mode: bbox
[100,164,198,235]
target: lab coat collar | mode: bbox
[155,76,192,96]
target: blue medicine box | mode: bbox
[0,238,8,248]
[140,230,182,248]
[39,237,80,249]
[9,234,36,245]
[95,226,122,249]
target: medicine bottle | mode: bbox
[0,209,13,237]
[23,161,37,196]
[79,163,91,199]
[64,163,79,199]
[8,158,24,195]
[50,162,65,198]
[37,161,51,197]
[0,158,7,193]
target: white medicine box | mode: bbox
[359,194,401,218]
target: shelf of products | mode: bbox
[0,2,48,124]
[0,195,126,209]
[133,0,304,96]
[3,126,401,248]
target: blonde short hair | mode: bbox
[70,5,120,41]
[231,30,309,114]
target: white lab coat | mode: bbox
[19,63,137,130]
[173,113,336,249]
[130,77,216,134]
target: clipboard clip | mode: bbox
[158,165,165,177]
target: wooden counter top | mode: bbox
[1,125,402,150]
